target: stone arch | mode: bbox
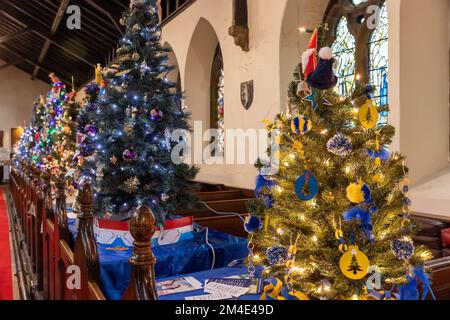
[184,17,223,150]
[163,41,182,93]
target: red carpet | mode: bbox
[0,189,13,300]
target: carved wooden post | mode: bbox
[40,170,51,298]
[73,182,100,300]
[34,168,44,291]
[229,0,249,51]
[122,206,158,300]
[55,174,72,246]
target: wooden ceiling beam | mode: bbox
[0,28,31,44]
[32,0,70,80]
[83,0,124,36]
[0,44,72,84]
[0,3,95,66]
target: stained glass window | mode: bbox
[368,3,389,122]
[332,17,356,97]
[329,0,389,122]
[216,69,225,155]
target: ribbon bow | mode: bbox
[260,278,309,301]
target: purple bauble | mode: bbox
[122,149,137,162]
[85,82,100,95]
[84,124,98,137]
[149,108,163,121]
[85,102,98,113]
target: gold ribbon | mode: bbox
[260,278,309,300]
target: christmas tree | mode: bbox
[74,79,103,187]
[51,82,81,176]
[95,0,198,221]
[249,26,432,300]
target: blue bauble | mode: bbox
[244,215,263,233]
[295,170,319,201]
[266,246,289,266]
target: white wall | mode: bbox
[0,61,49,150]
[161,0,325,189]
[389,0,449,185]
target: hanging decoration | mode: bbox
[339,246,370,280]
[121,176,140,194]
[295,170,319,201]
[266,246,290,266]
[291,116,312,135]
[327,133,352,157]
[359,99,379,129]
[391,239,415,260]
[122,149,138,162]
[306,47,338,90]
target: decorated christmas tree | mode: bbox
[248,26,433,300]
[73,77,103,187]
[35,74,71,171]
[51,81,81,176]
[95,0,198,221]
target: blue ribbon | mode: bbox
[399,267,436,300]
[343,206,374,241]
[255,175,276,198]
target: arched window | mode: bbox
[210,44,224,156]
[325,0,388,122]
[332,17,356,97]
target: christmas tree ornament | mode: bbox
[244,215,263,233]
[122,149,138,162]
[301,29,318,80]
[339,246,370,280]
[161,193,170,202]
[296,81,311,98]
[391,239,415,260]
[303,91,318,110]
[132,24,142,33]
[359,99,379,129]
[266,246,290,266]
[291,116,312,135]
[123,122,134,136]
[119,18,126,26]
[293,140,305,157]
[84,124,98,137]
[346,180,365,204]
[327,133,352,157]
[110,155,118,165]
[368,148,390,166]
[121,176,140,194]
[149,108,163,121]
[295,170,319,201]
[306,47,338,90]
[132,52,140,61]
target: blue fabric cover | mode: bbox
[68,218,249,300]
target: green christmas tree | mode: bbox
[249,26,432,300]
[95,0,198,221]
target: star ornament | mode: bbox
[304,91,318,110]
[110,155,118,165]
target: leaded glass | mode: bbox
[368,3,388,123]
[332,17,356,97]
